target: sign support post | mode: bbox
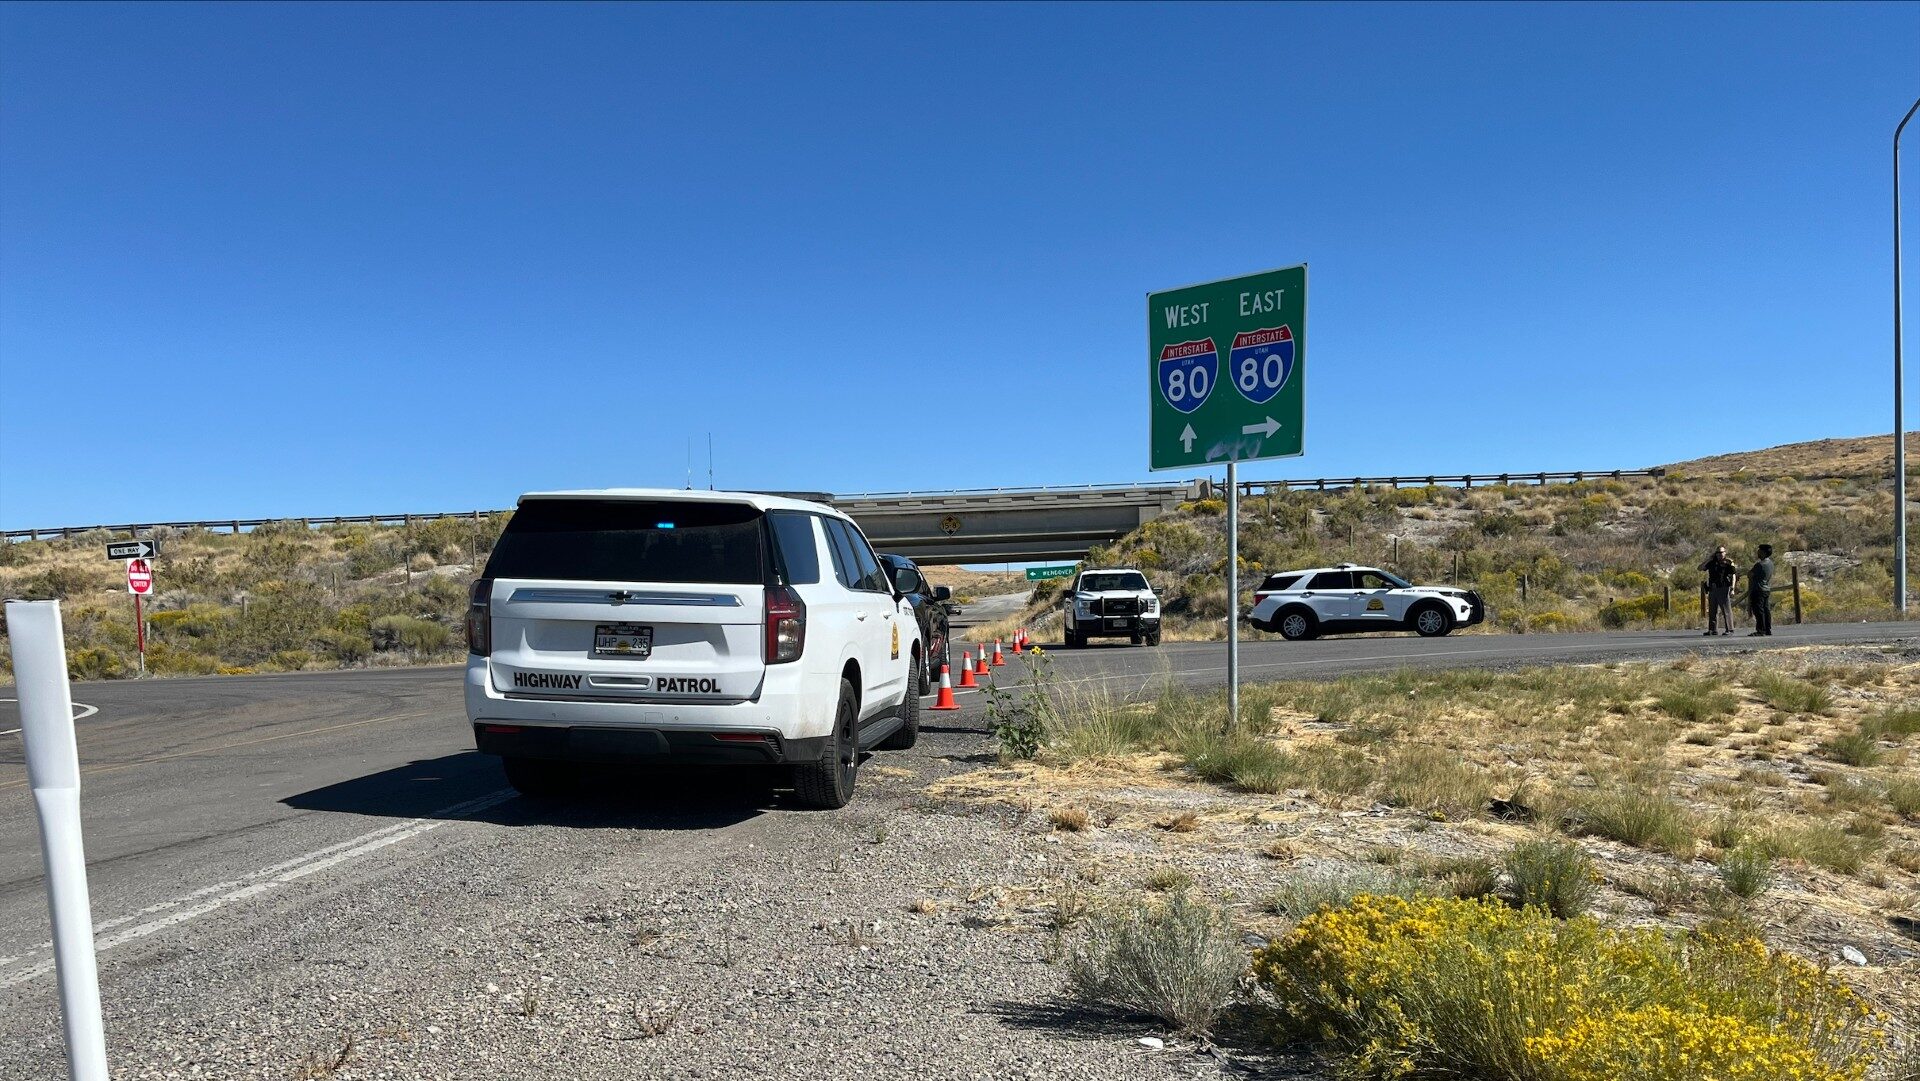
[1149,264,1307,734]
[123,556,154,677]
[1226,463,1239,730]
[5,600,110,1081]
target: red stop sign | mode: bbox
[126,558,153,595]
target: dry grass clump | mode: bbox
[1066,891,1245,1036]
[1262,865,1424,921]
[1562,786,1699,857]
[1047,806,1090,832]
[1716,844,1775,900]
[1154,811,1200,833]
[1750,670,1835,715]
[1502,839,1599,918]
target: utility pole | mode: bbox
[1897,97,1920,612]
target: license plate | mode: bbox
[1106,618,1127,629]
[593,623,653,659]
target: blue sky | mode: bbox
[2,2,1916,528]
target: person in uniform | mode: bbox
[1699,546,1738,635]
[1747,544,1774,637]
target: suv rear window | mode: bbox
[486,499,765,584]
[1258,573,1303,592]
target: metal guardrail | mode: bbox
[1236,468,1663,495]
[0,469,1665,542]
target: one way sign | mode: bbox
[106,540,159,561]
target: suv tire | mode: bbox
[1411,603,1454,638]
[1146,630,1162,646]
[502,756,572,798]
[1277,607,1319,641]
[877,669,920,750]
[793,678,860,809]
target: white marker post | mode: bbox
[6,600,109,1080]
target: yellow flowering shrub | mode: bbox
[1250,895,1888,1081]
[1528,1005,1848,1081]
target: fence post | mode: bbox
[1451,550,1459,584]
[1664,585,1671,614]
[1392,536,1399,567]
[1520,574,1528,604]
[1792,566,1803,624]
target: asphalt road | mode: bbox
[1,618,1916,1072]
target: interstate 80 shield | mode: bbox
[1157,338,1218,415]
[1227,325,1294,405]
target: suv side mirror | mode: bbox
[933,586,952,601]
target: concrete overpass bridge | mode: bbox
[833,482,1205,565]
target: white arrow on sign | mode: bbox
[1242,416,1281,439]
[1179,424,1197,452]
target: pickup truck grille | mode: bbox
[1098,597,1140,617]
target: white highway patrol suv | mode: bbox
[465,489,922,808]
[1247,564,1485,641]
[1062,568,1161,647]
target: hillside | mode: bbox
[2,433,1913,678]
[1665,432,1918,478]
[0,517,1017,681]
[981,436,1911,642]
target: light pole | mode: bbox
[1897,96,1920,613]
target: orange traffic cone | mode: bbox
[959,651,979,687]
[991,639,1006,666]
[931,665,960,710]
[973,648,991,677]
[1012,630,1024,655]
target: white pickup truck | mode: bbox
[1061,568,1162,647]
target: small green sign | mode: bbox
[1148,264,1306,470]
[1025,565,1075,581]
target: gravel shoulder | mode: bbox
[0,735,1311,1080]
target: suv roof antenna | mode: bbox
[685,437,692,490]
[708,432,714,491]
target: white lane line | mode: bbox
[0,788,514,989]
[0,698,97,736]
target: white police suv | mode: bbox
[1247,564,1485,641]
[464,489,922,808]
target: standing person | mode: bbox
[1748,544,1775,637]
[1699,545,1738,635]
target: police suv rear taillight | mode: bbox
[765,585,805,664]
[465,579,492,657]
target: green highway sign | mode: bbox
[1025,565,1076,581]
[1148,264,1306,471]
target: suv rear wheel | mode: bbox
[793,678,860,809]
[1278,607,1318,641]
